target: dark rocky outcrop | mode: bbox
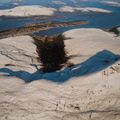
[33,34,69,72]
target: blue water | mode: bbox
[0,0,120,35]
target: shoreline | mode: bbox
[0,21,119,39]
[0,20,88,39]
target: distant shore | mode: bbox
[0,20,88,39]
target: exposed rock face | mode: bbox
[33,34,68,72]
[0,28,120,120]
[109,26,120,36]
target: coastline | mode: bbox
[0,20,88,39]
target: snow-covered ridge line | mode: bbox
[59,6,112,13]
[0,5,112,17]
[0,5,56,17]
[101,1,120,7]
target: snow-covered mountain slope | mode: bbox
[0,28,120,120]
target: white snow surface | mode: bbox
[59,6,112,13]
[0,28,120,120]
[0,5,56,17]
[101,1,120,7]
